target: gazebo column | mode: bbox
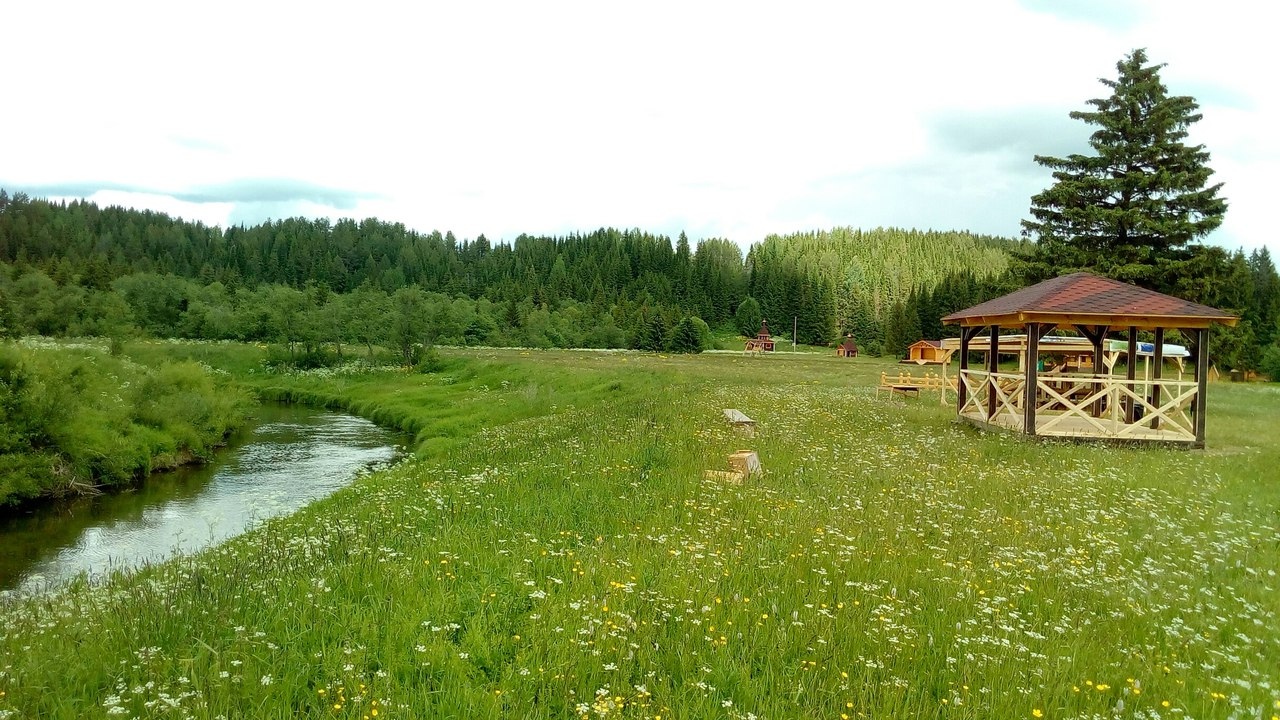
[1022,323,1055,436]
[1125,327,1138,424]
[1149,328,1164,429]
[1076,324,1109,418]
[1023,323,1040,435]
[958,326,980,411]
[986,325,999,421]
[1192,327,1209,447]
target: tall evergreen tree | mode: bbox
[638,311,668,352]
[1022,49,1227,286]
[883,300,908,359]
[734,297,762,338]
[1248,247,1280,350]
[667,316,704,354]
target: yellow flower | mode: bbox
[1033,709,1044,718]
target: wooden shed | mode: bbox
[837,335,858,358]
[903,339,949,365]
[941,272,1237,448]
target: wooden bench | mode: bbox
[877,371,947,400]
[885,384,920,398]
[723,409,756,436]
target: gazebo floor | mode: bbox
[959,409,1197,445]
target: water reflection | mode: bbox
[0,405,405,595]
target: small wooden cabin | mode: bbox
[837,335,858,358]
[903,339,947,364]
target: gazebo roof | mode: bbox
[941,272,1238,330]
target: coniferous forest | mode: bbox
[1,189,1278,373]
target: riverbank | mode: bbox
[2,344,1277,718]
[1,403,405,594]
[0,341,252,508]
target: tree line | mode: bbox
[1,190,1018,357]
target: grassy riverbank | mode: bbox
[1,345,1277,719]
[0,340,250,507]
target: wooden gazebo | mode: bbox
[941,273,1237,448]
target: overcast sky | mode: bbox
[3,0,1274,257]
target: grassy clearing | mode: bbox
[1,346,1277,719]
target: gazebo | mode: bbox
[940,272,1237,448]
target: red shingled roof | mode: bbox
[941,273,1237,329]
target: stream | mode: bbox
[0,403,408,595]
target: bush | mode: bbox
[689,317,713,352]
[0,345,250,506]
[414,346,448,373]
[1261,343,1280,382]
[667,317,706,354]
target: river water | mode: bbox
[0,404,407,595]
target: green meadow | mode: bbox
[1,343,1277,719]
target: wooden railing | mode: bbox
[958,370,1024,418]
[958,370,1198,442]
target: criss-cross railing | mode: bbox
[958,370,1024,419]
[958,370,1197,442]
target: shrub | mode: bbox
[668,317,706,354]
[0,345,250,505]
[1261,343,1280,382]
[414,346,448,373]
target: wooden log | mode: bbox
[703,469,745,485]
[727,450,761,477]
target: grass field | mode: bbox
[1,345,1277,719]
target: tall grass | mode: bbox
[0,346,1276,718]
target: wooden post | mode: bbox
[958,326,979,411]
[1150,328,1164,430]
[1024,323,1039,435]
[1076,324,1108,418]
[939,350,952,406]
[986,325,999,421]
[1193,327,1209,447]
[1125,327,1138,424]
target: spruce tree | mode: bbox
[668,317,704,354]
[1022,49,1227,286]
[734,297,762,338]
[638,312,668,351]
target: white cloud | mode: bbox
[1,0,1273,256]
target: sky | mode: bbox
[3,0,1275,257]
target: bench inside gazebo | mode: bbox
[940,273,1237,448]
